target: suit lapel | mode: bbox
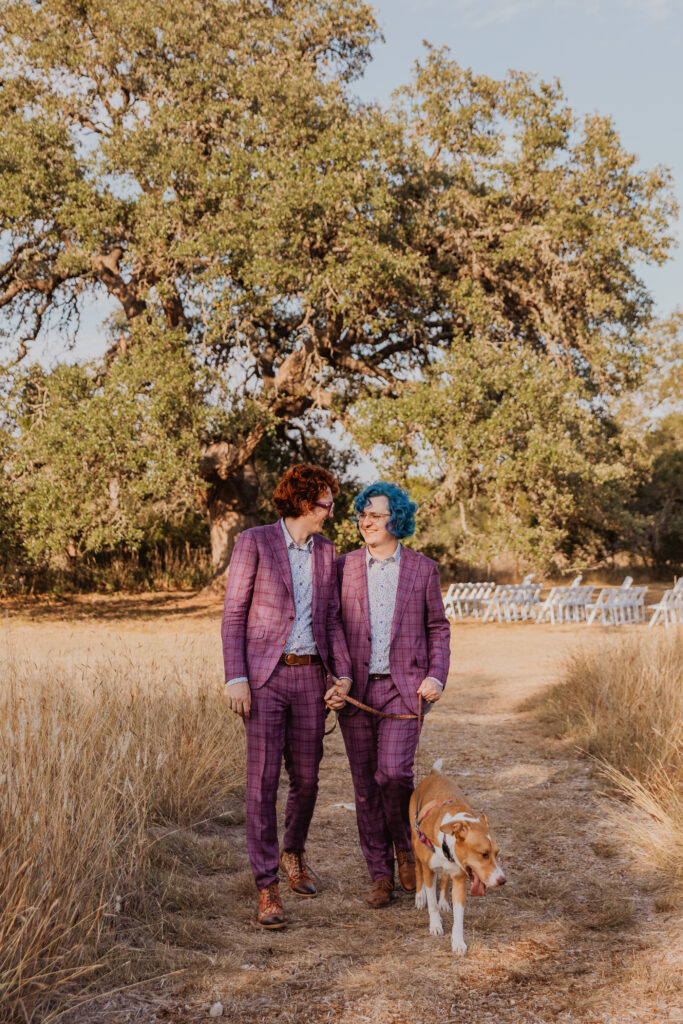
[267,521,294,599]
[391,546,419,640]
[346,547,370,629]
[311,534,325,611]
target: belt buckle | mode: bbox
[284,653,298,666]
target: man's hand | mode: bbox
[324,676,352,711]
[417,677,443,704]
[226,680,252,719]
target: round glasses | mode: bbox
[357,512,391,523]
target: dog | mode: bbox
[409,759,506,955]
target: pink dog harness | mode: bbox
[414,798,458,857]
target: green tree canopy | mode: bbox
[0,3,677,576]
[350,337,640,571]
[6,328,204,562]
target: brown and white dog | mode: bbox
[409,759,506,955]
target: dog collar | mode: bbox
[414,799,458,853]
[441,836,456,863]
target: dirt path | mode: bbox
[25,611,678,1024]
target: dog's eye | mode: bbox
[481,851,490,858]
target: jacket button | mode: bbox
[289,616,295,621]
[363,661,369,666]
[367,636,371,642]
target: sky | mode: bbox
[56,0,681,364]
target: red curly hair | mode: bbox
[273,464,339,518]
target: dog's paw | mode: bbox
[438,894,450,913]
[429,915,444,937]
[451,938,467,956]
[415,889,427,910]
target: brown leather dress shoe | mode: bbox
[258,881,286,929]
[396,848,416,892]
[279,850,317,897]
[365,876,394,908]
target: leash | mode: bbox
[325,688,447,859]
[324,691,421,735]
[412,693,430,847]
[324,686,454,862]
[341,693,420,720]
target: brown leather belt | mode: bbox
[368,673,390,681]
[279,653,322,667]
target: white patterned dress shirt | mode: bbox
[366,543,442,688]
[281,519,318,655]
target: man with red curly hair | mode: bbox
[222,464,352,929]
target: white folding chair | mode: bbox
[649,580,683,627]
[586,577,632,626]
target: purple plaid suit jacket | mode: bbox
[336,546,451,714]
[221,521,352,688]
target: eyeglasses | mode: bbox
[357,512,391,523]
[314,500,335,512]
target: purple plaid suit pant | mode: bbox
[339,675,421,882]
[244,661,326,890]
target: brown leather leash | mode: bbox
[341,693,421,719]
[412,693,427,845]
[323,688,456,862]
[324,690,434,858]
[324,691,421,734]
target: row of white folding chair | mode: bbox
[535,575,581,624]
[536,584,596,624]
[483,573,540,618]
[585,576,631,626]
[478,574,538,623]
[586,581,648,626]
[481,584,542,623]
[648,579,683,627]
[443,582,496,619]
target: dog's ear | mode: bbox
[445,821,468,840]
[479,812,489,829]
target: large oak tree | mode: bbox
[0,3,675,575]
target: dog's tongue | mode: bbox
[470,871,486,897]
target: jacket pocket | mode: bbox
[246,627,266,640]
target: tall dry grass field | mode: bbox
[547,631,683,892]
[0,641,244,1023]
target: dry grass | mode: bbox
[546,631,683,892]
[0,644,244,1023]
[2,602,681,1024]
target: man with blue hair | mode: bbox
[326,482,451,907]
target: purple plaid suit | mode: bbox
[336,545,451,880]
[222,521,352,889]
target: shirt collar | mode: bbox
[366,542,401,567]
[281,518,314,553]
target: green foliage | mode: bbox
[614,313,683,569]
[351,337,638,572]
[0,4,678,583]
[628,413,683,567]
[391,48,675,394]
[6,327,205,562]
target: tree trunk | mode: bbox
[198,448,260,593]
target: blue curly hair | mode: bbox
[353,482,417,539]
